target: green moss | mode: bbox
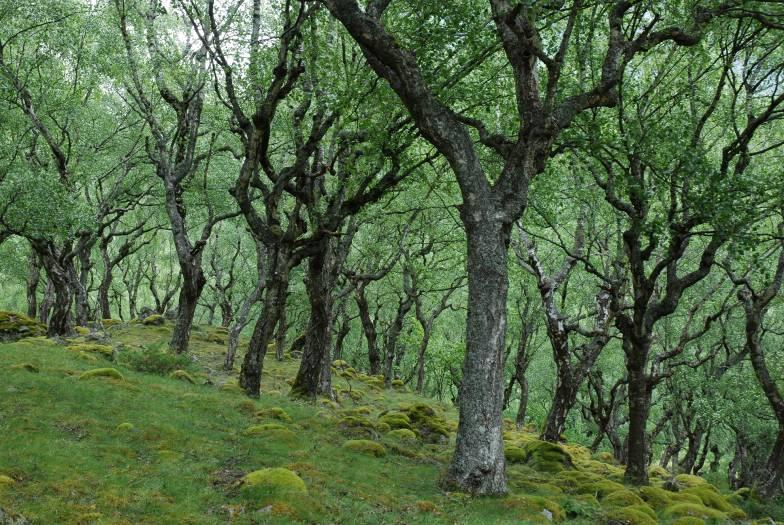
[648,465,669,479]
[66,343,113,357]
[505,445,527,464]
[391,379,405,388]
[9,362,39,373]
[74,326,90,335]
[603,506,657,525]
[503,495,565,522]
[674,474,712,489]
[379,412,413,430]
[578,479,626,499]
[219,382,243,393]
[638,486,673,509]
[78,367,124,381]
[342,439,387,457]
[0,311,47,340]
[386,428,417,442]
[116,422,134,431]
[332,359,349,370]
[661,503,727,520]
[0,474,14,487]
[682,485,743,516]
[101,319,122,326]
[670,518,706,525]
[242,467,307,494]
[399,403,450,444]
[602,489,646,508]
[256,407,292,422]
[521,439,575,473]
[141,314,164,325]
[244,423,288,435]
[169,369,196,384]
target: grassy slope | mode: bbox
[0,321,777,525]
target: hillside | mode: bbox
[0,317,777,525]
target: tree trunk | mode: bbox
[415,332,431,393]
[46,263,75,337]
[625,343,652,485]
[292,239,334,398]
[169,267,206,354]
[445,217,509,495]
[26,251,41,319]
[239,248,287,396]
[275,295,287,360]
[39,276,55,325]
[541,368,576,442]
[355,283,380,375]
[73,245,92,325]
[516,375,529,429]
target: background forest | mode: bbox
[1,0,784,522]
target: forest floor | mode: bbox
[0,318,780,524]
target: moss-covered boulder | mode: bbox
[141,314,164,326]
[505,445,527,464]
[342,439,387,457]
[521,439,575,473]
[0,475,14,487]
[386,428,418,442]
[67,343,113,358]
[603,506,657,525]
[504,495,565,522]
[0,311,46,342]
[378,412,413,431]
[78,368,124,381]
[398,403,450,444]
[169,369,196,384]
[661,503,727,521]
[116,422,134,431]
[602,489,646,508]
[241,467,307,494]
[256,407,292,422]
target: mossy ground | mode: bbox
[0,320,781,524]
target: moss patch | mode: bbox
[342,439,387,457]
[78,368,124,381]
[241,467,307,494]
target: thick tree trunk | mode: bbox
[542,369,576,442]
[26,251,41,319]
[46,263,75,337]
[445,217,509,495]
[239,250,287,396]
[169,267,206,354]
[292,240,334,398]
[625,344,652,485]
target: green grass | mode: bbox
[0,321,777,524]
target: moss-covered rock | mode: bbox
[670,518,706,525]
[638,486,673,509]
[661,503,727,520]
[141,314,164,326]
[682,485,744,517]
[116,422,134,431]
[74,326,90,335]
[342,439,387,457]
[256,407,292,422]
[521,439,575,473]
[0,474,14,487]
[67,343,113,357]
[386,428,417,442]
[602,489,646,508]
[399,403,450,444]
[169,369,196,384]
[78,368,124,381]
[505,446,527,464]
[504,495,565,522]
[378,413,413,430]
[241,467,307,494]
[219,382,243,394]
[603,506,657,525]
[673,474,712,489]
[0,311,46,342]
